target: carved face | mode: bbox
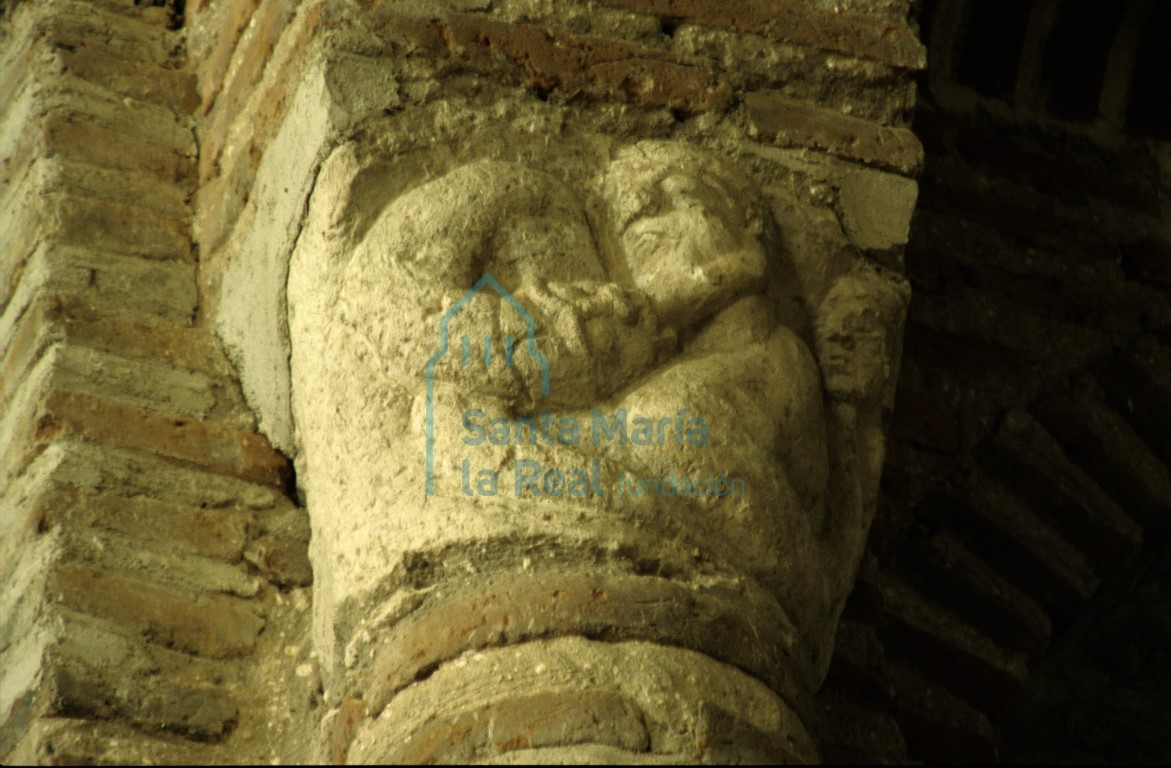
[606,144,768,328]
[288,135,909,764]
[815,271,906,403]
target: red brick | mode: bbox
[24,3,173,64]
[0,299,58,410]
[895,531,1052,654]
[52,565,264,658]
[49,32,199,114]
[884,662,996,763]
[39,389,287,487]
[597,0,925,69]
[54,294,230,376]
[331,694,367,766]
[199,0,296,181]
[55,194,192,262]
[876,576,1028,718]
[41,116,195,185]
[745,91,923,175]
[365,569,808,722]
[978,412,1141,568]
[194,0,264,113]
[381,13,733,115]
[385,691,649,763]
[37,488,251,563]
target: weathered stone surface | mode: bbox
[838,167,920,251]
[289,134,908,721]
[283,92,911,761]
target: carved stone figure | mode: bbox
[288,136,908,763]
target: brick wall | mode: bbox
[816,0,1171,761]
[0,2,314,763]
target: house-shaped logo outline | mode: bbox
[425,273,550,496]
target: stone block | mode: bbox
[838,167,920,251]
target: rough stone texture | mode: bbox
[284,103,912,763]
